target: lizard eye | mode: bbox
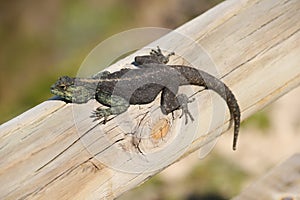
[59,84,67,90]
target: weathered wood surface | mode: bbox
[1,0,300,199]
[233,153,300,200]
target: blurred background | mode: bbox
[1,0,299,199]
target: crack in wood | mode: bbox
[35,121,102,172]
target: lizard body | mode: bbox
[51,47,241,150]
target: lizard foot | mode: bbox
[91,108,112,124]
[150,46,175,64]
[177,94,195,124]
[91,103,129,124]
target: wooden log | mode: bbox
[1,0,300,199]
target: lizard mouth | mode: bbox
[50,85,69,99]
[50,85,60,95]
[50,89,72,102]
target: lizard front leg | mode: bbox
[160,88,195,124]
[91,93,130,124]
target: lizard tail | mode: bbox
[172,65,241,150]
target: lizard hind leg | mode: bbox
[161,88,195,124]
[133,46,175,66]
[150,46,175,64]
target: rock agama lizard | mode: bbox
[51,47,241,150]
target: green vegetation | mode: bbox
[185,154,248,198]
[241,110,271,131]
[0,1,134,124]
[119,153,248,200]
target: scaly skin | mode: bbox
[51,47,241,150]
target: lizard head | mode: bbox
[51,76,95,103]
